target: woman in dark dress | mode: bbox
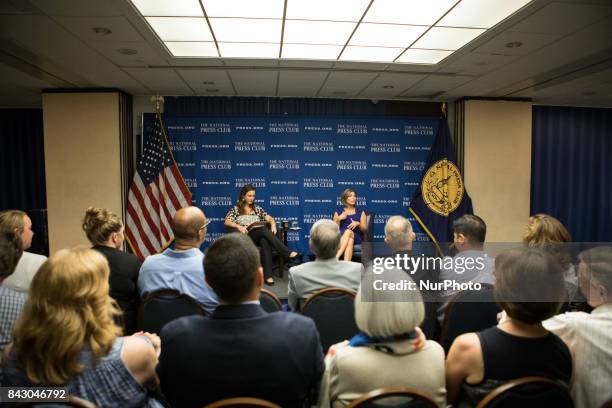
[82,207,140,334]
[445,247,572,407]
[333,188,367,261]
[224,184,298,285]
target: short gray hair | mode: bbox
[309,219,340,260]
[356,268,424,337]
[580,246,612,297]
[384,216,413,250]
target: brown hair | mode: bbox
[0,209,27,237]
[340,188,356,206]
[205,233,260,303]
[523,214,572,268]
[495,247,565,324]
[237,184,256,215]
[13,247,122,384]
[0,231,23,279]
[82,207,122,246]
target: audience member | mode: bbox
[288,219,362,311]
[318,268,446,408]
[158,233,324,408]
[333,188,367,261]
[438,214,495,321]
[445,247,572,407]
[523,213,583,303]
[0,231,26,354]
[138,206,217,314]
[2,247,162,407]
[544,246,612,408]
[83,206,141,334]
[0,210,46,292]
[384,215,439,287]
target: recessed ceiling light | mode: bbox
[136,0,535,64]
[209,18,281,43]
[146,17,213,41]
[383,85,394,89]
[130,0,203,17]
[92,26,112,35]
[364,0,457,25]
[396,49,453,64]
[413,27,485,51]
[165,42,218,57]
[582,91,597,96]
[135,59,145,63]
[350,23,428,48]
[118,48,138,55]
[282,44,342,60]
[202,81,216,85]
[283,20,356,45]
[206,88,220,92]
[204,0,284,18]
[218,42,279,58]
[438,0,532,29]
[340,46,402,62]
[286,0,370,22]
[505,41,523,48]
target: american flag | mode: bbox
[125,113,191,261]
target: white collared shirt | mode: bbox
[543,303,612,408]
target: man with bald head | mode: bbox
[138,206,218,313]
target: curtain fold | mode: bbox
[0,108,48,254]
[531,105,612,242]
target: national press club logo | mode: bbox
[234,141,266,151]
[303,141,334,152]
[371,142,401,153]
[269,122,300,133]
[200,160,232,170]
[269,160,300,170]
[200,123,231,133]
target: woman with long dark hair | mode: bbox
[224,184,298,285]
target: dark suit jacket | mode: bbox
[92,245,141,334]
[158,303,324,408]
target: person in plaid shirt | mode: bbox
[0,230,27,354]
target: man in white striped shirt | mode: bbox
[543,246,612,408]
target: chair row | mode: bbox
[39,377,575,408]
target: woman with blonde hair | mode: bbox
[523,213,583,303]
[318,269,446,407]
[333,188,367,261]
[83,206,141,333]
[1,247,162,407]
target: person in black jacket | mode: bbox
[82,206,140,334]
[157,233,324,408]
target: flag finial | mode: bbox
[151,95,165,112]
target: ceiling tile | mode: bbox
[29,0,122,16]
[122,68,193,93]
[277,70,329,97]
[508,1,612,35]
[360,72,426,99]
[55,16,144,42]
[176,69,235,95]
[400,74,474,96]
[439,52,519,75]
[474,31,562,56]
[227,70,277,96]
[318,71,378,97]
[87,41,168,66]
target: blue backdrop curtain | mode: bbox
[163,96,441,117]
[531,105,612,242]
[0,108,48,255]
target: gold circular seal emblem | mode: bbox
[421,159,465,216]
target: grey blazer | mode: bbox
[288,258,362,311]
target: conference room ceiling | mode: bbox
[0,0,611,107]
